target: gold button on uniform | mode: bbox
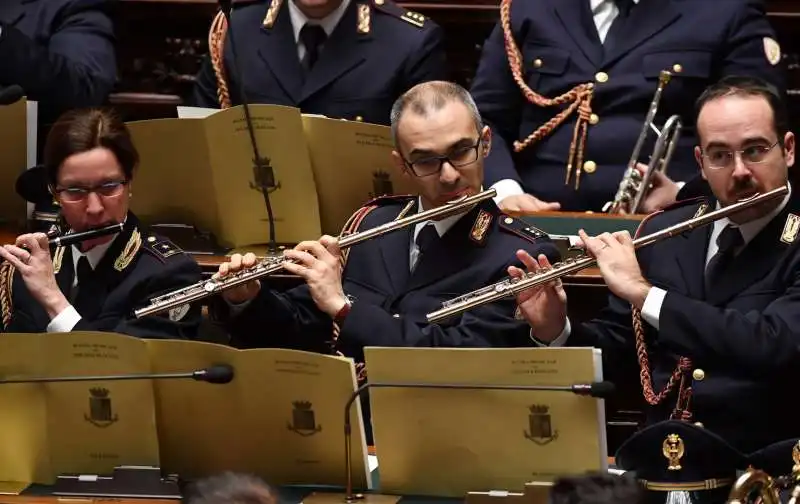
[672,63,683,73]
[392,314,400,318]
[375,0,384,4]
[692,368,705,381]
[694,422,704,428]
[583,160,597,174]
[533,58,543,68]
[595,71,609,83]
[589,113,599,125]
[504,217,514,224]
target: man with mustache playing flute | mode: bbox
[515,75,800,469]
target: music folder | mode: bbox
[126,105,323,249]
[176,106,416,242]
[0,96,37,229]
[361,347,607,498]
[0,332,370,493]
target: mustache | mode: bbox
[732,178,757,194]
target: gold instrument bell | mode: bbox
[727,438,800,504]
[615,420,747,504]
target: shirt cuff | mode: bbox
[46,305,81,333]
[530,317,571,347]
[676,181,686,190]
[490,179,525,204]
[640,287,667,330]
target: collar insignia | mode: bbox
[469,209,493,245]
[781,213,800,244]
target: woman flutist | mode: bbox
[0,108,201,338]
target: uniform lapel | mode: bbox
[706,197,800,306]
[672,205,712,301]
[551,0,603,68]
[299,2,368,102]
[377,206,413,293]
[256,3,304,103]
[602,0,681,67]
[405,202,493,293]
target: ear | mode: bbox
[480,125,491,157]
[391,150,410,179]
[694,146,708,180]
[784,131,795,169]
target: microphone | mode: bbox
[217,0,279,254]
[0,85,24,105]
[340,380,615,502]
[0,364,235,385]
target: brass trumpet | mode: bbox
[133,189,497,319]
[603,70,683,215]
[427,186,788,323]
[728,441,800,504]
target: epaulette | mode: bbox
[142,234,184,263]
[633,196,710,240]
[370,0,427,28]
[497,214,548,243]
[362,193,415,208]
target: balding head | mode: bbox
[390,81,483,146]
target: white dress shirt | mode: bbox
[287,0,351,61]
[490,0,647,204]
[536,183,793,346]
[47,237,117,333]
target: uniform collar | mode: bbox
[71,236,117,271]
[288,0,351,41]
[711,182,793,247]
[412,189,484,242]
[589,0,640,12]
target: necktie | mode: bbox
[415,223,439,256]
[704,225,744,293]
[604,0,635,53]
[412,223,439,271]
[299,24,327,72]
[73,256,102,320]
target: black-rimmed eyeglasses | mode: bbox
[402,140,481,177]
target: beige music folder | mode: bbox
[301,116,416,235]
[126,104,322,248]
[145,339,371,489]
[363,347,607,497]
[0,99,29,227]
[0,332,160,487]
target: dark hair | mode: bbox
[549,473,645,504]
[183,472,276,504]
[695,75,789,145]
[43,108,139,187]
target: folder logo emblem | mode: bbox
[287,401,322,436]
[524,404,559,445]
[370,170,394,198]
[249,156,281,193]
[84,388,119,428]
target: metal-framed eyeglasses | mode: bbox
[402,139,482,177]
[53,180,129,203]
[701,140,781,170]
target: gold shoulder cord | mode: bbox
[500,0,595,190]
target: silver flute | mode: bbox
[134,189,497,318]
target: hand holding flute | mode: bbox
[0,232,70,320]
[0,223,124,320]
[513,228,650,344]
